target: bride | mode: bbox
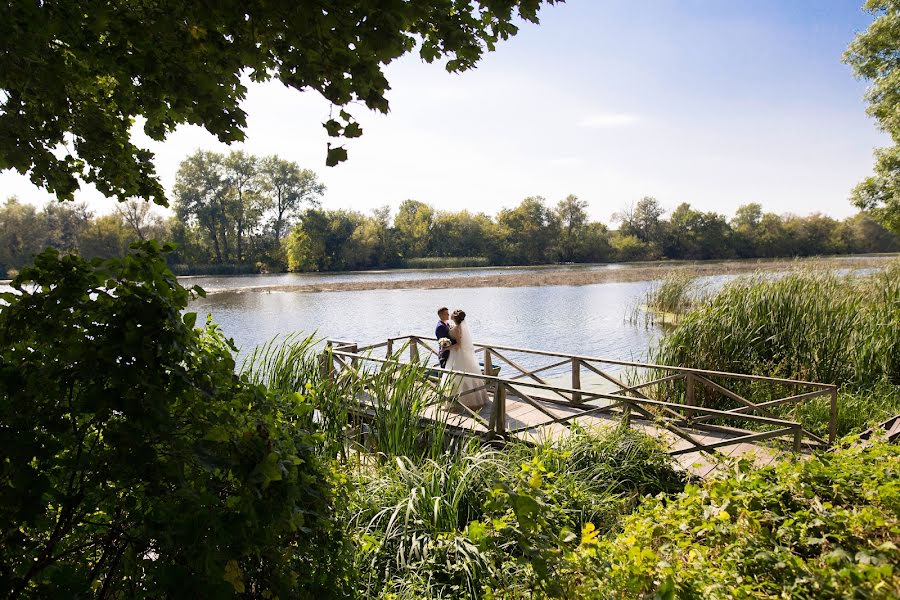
[441,309,490,410]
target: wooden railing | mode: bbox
[327,334,839,455]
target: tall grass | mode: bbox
[644,271,699,316]
[350,426,685,599]
[362,359,453,461]
[653,260,900,435]
[402,256,490,269]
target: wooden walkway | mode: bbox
[325,335,838,478]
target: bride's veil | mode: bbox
[457,320,477,357]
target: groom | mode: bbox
[435,307,456,368]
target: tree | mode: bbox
[78,213,130,260]
[845,1,900,233]
[731,203,764,257]
[615,197,665,246]
[495,196,560,264]
[223,151,263,262]
[260,156,325,243]
[115,199,166,241]
[1,1,559,205]
[0,197,46,277]
[555,194,590,262]
[173,151,230,263]
[394,200,434,258]
[665,203,733,260]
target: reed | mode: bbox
[361,358,453,461]
[645,270,699,316]
[240,333,362,459]
[402,256,490,269]
[653,261,900,435]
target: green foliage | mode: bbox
[0,1,559,203]
[346,424,683,599]
[0,243,350,598]
[173,150,324,268]
[573,439,900,599]
[495,196,561,265]
[656,263,900,388]
[654,262,900,436]
[845,1,900,233]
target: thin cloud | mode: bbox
[579,113,640,128]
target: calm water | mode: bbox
[2,257,886,367]
[190,278,677,364]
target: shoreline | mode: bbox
[200,254,897,296]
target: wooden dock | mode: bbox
[325,335,838,478]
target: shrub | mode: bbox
[573,439,900,599]
[0,243,350,598]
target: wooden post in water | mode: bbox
[495,381,507,436]
[572,358,582,403]
[828,386,838,445]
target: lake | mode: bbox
[187,257,891,366]
[188,266,699,365]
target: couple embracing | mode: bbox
[435,307,490,410]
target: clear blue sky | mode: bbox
[0,0,887,222]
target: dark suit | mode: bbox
[435,320,456,368]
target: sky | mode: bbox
[0,0,889,223]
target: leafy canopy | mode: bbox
[845,0,900,232]
[0,0,560,206]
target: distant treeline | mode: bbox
[2,151,898,278]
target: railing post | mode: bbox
[828,386,838,445]
[320,342,334,381]
[572,358,582,403]
[495,381,507,437]
[793,424,802,454]
[483,347,493,377]
[386,338,393,358]
[410,337,419,363]
[347,343,359,369]
[623,399,631,428]
[685,372,695,419]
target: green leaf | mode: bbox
[343,122,363,138]
[326,146,348,167]
[183,312,197,328]
[323,119,342,137]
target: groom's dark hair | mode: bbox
[437,307,448,315]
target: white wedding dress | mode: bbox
[441,321,490,410]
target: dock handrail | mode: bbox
[327,334,838,455]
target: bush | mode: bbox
[573,439,900,599]
[0,243,350,598]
